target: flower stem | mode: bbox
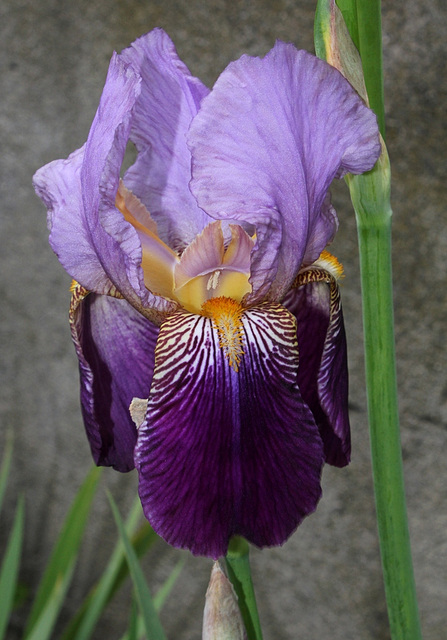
[340,0,422,634]
[225,537,263,640]
[348,172,422,639]
[315,0,422,636]
[337,0,385,136]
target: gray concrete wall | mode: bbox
[1,0,446,638]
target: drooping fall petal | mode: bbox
[70,290,158,471]
[135,303,324,557]
[283,277,350,466]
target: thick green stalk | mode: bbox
[225,538,263,640]
[349,174,422,640]
[315,0,422,636]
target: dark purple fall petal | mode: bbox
[135,304,324,557]
[70,293,158,471]
[283,280,350,466]
[188,42,380,303]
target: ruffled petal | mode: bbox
[70,289,158,471]
[135,303,324,557]
[283,278,350,466]
[82,51,175,315]
[33,146,114,295]
[188,41,380,302]
[121,29,211,250]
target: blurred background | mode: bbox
[1,0,446,637]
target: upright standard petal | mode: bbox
[70,287,158,471]
[283,275,350,467]
[135,304,324,557]
[189,41,381,302]
[121,29,211,250]
[80,51,172,315]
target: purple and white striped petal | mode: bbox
[121,29,211,250]
[70,289,158,472]
[188,41,381,303]
[283,278,350,467]
[135,303,324,557]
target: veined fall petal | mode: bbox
[69,284,159,471]
[135,303,324,558]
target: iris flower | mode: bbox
[34,29,380,558]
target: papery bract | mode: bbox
[34,28,380,557]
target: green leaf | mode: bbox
[225,537,263,640]
[120,556,186,640]
[127,596,139,640]
[0,433,13,516]
[314,0,368,103]
[25,558,76,640]
[62,498,158,640]
[335,0,359,49]
[339,0,385,135]
[315,0,385,136]
[108,493,167,640]
[0,497,24,639]
[24,466,102,636]
[351,0,385,136]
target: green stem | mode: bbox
[351,180,422,639]
[337,0,385,137]
[225,537,263,640]
[315,0,421,635]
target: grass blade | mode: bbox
[0,434,13,516]
[120,556,186,640]
[61,498,158,640]
[0,497,24,639]
[24,466,101,636]
[108,493,166,640]
[225,537,262,640]
[25,558,76,640]
[127,596,139,640]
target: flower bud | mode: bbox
[202,562,246,640]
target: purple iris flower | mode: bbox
[34,29,380,558]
